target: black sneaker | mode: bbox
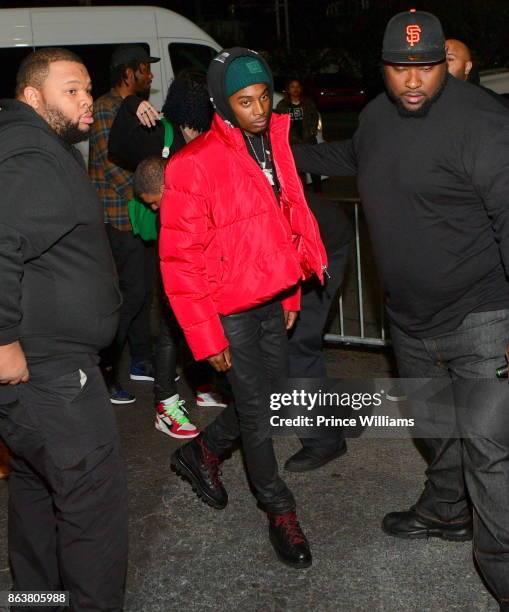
[108,383,136,405]
[171,435,228,509]
[268,511,312,569]
[129,360,155,382]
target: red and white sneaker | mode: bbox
[196,385,228,408]
[155,395,200,439]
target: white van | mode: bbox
[0,5,221,108]
[479,68,509,96]
[0,5,299,160]
[0,5,222,160]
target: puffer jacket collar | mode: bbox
[211,110,290,150]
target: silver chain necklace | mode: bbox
[245,133,267,168]
[245,133,275,185]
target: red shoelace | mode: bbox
[197,438,223,488]
[270,512,306,545]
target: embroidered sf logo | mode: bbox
[406,24,422,47]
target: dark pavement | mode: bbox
[0,346,499,611]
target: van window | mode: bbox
[0,47,34,99]
[0,43,150,101]
[168,43,216,76]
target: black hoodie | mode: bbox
[208,47,286,206]
[0,100,121,394]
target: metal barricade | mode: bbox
[324,197,390,348]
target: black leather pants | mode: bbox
[203,300,295,514]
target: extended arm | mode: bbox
[292,139,358,177]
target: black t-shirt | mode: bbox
[293,76,509,337]
[288,102,304,142]
[243,131,281,200]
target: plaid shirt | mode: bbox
[89,90,133,231]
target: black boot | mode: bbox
[171,435,228,509]
[268,511,312,569]
[382,507,472,542]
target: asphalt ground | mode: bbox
[0,345,499,612]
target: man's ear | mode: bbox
[123,67,134,86]
[465,60,473,78]
[22,86,43,111]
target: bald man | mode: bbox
[446,38,473,81]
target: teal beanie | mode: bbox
[225,56,271,97]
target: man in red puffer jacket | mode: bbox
[160,47,326,569]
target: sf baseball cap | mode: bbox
[382,9,445,65]
[110,44,160,68]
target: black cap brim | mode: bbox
[382,52,445,65]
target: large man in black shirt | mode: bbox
[293,10,509,609]
[0,48,127,611]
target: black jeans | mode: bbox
[0,364,128,612]
[203,301,295,514]
[103,224,155,377]
[288,243,351,452]
[154,297,217,404]
[391,309,509,606]
[154,302,181,403]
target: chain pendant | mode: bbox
[263,168,275,185]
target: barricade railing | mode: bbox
[324,197,390,348]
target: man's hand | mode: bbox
[207,348,232,372]
[284,310,298,330]
[0,341,29,385]
[136,100,159,128]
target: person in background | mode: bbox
[445,38,509,108]
[109,73,227,434]
[108,70,212,171]
[132,156,200,440]
[89,44,160,404]
[276,78,322,192]
[445,39,473,82]
[284,192,352,472]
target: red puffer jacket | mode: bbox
[159,112,327,360]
